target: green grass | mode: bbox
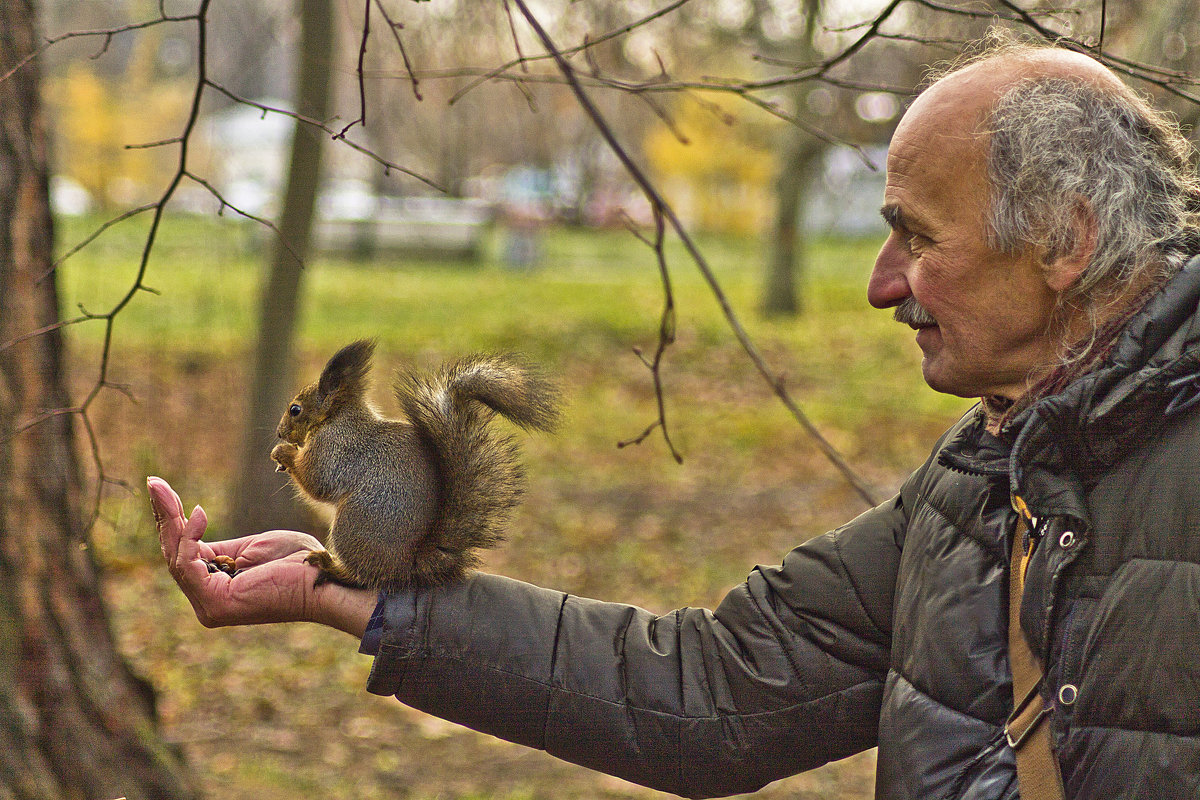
[57,211,972,552]
[56,212,967,424]
[62,212,970,799]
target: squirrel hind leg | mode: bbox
[406,540,478,589]
[305,549,369,590]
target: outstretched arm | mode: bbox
[149,476,376,637]
[363,495,908,798]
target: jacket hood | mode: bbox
[1009,255,1200,523]
[937,255,1200,525]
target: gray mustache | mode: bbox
[893,297,937,327]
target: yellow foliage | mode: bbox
[643,95,779,235]
[46,55,192,209]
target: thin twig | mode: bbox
[6,405,87,440]
[0,12,198,85]
[205,81,442,189]
[501,0,528,72]
[737,92,875,167]
[451,0,695,105]
[511,0,882,507]
[0,314,96,355]
[181,172,305,266]
[336,0,371,139]
[373,0,422,101]
[36,203,157,284]
[125,136,186,150]
[616,212,682,463]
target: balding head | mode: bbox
[939,44,1126,98]
[901,45,1122,137]
[911,38,1200,312]
[894,46,1129,200]
[872,36,1200,401]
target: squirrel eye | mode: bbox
[288,404,302,417]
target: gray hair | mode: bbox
[984,72,1200,307]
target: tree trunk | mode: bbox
[760,123,825,317]
[232,0,335,537]
[0,3,197,798]
[759,0,824,319]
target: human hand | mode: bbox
[149,476,376,636]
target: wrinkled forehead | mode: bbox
[897,62,1004,148]
[886,110,986,180]
[884,71,995,215]
[884,57,1036,206]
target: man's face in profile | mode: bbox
[868,64,1062,401]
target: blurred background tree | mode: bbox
[231,0,337,539]
[0,2,197,797]
[5,0,1200,797]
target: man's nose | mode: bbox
[868,235,911,309]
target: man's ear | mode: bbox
[1043,199,1097,294]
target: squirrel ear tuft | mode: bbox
[317,339,376,400]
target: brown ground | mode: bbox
[82,343,959,800]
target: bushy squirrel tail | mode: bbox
[393,355,559,586]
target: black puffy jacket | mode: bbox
[363,259,1200,799]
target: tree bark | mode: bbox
[759,0,824,319]
[760,123,825,317]
[0,3,197,798]
[232,0,336,537]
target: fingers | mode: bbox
[171,505,210,593]
[146,478,322,628]
[148,476,210,590]
[148,476,183,562]
[208,530,324,565]
[180,505,209,560]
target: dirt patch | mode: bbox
[86,345,938,800]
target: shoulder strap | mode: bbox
[1006,511,1066,800]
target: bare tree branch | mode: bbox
[204,81,443,189]
[0,11,198,85]
[38,204,157,284]
[337,0,372,139]
[617,212,683,464]
[510,0,883,507]
[451,0,696,105]
[373,0,423,101]
[181,172,303,265]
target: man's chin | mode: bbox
[920,359,980,399]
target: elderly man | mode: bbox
[153,37,1200,799]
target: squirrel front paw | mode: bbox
[271,442,299,473]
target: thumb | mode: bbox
[175,504,209,571]
[149,476,185,562]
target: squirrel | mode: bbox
[270,339,558,591]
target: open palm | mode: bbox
[149,477,374,632]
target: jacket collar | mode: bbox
[941,255,1200,525]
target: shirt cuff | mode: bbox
[358,591,388,656]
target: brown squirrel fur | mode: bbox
[270,339,558,591]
